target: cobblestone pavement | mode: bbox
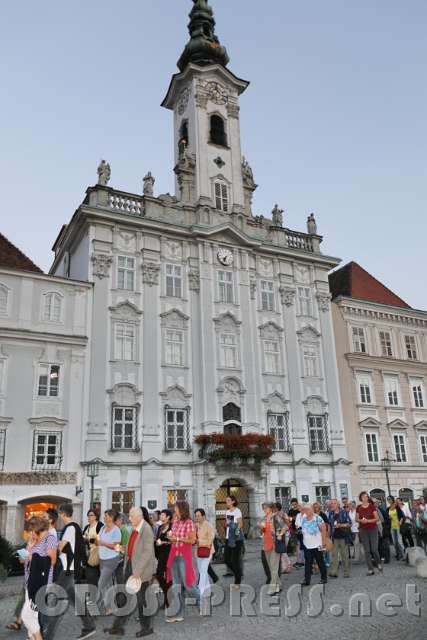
[1,542,425,640]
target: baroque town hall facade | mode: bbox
[44,1,349,534]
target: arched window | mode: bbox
[223,402,242,435]
[0,285,9,315]
[178,120,189,156]
[43,293,62,322]
[210,115,227,147]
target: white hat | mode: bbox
[126,576,142,595]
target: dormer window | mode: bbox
[210,114,227,147]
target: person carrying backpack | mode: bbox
[43,503,96,640]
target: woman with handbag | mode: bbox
[95,510,122,614]
[299,504,328,587]
[194,509,216,598]
[82,509,103,587]
[224,495,245,589]
[154,509,173,607]
[261,502,287,595]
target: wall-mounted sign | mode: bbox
[147,500,157,510]
[301,495,309,503]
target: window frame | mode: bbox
[358,374,373,405]
[111,405,138,451]
[219,332,238,369]
[32,430,62,470]
[393,432,408,463]
[297,287,313,317]
[404,335,418,360]
[303,345,319,378]
[214,181,229,213]
[419,434,427,464]
[117,256,136,291]
[365,432,380,463]
[0,429,6,470]
[217,270,234,303]
[352,326,366,353]
[37,364,61,398]
[384,375,400,407]
[307,413,330,453]
[410,379,425,409]
[379,330,393,357]
[114,322,136,361]
[268,412,291,452]
[264,339,280,374]
[165,329,185,367]
[0,283,10,316]
[260,280,275,311]
[42,292,63,323]
[315,485,332,508]
[164,406,191,452]
[165,263,183,299]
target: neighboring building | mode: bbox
[0,233,91,541]
[50,0,350,533]
[330,261,427,504]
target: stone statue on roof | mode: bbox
[272,204,284,227]
[97,159,111,186]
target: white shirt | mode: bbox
[295,512,303,529]
[225,508,242,540]
[401,503,412,520]
[349,510,359,533]
[60,523,75,570]
[49,527,58,540]
[300,514,323,550]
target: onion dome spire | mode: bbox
[177,0,230,72]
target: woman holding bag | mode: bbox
[82,509,103,587]
[261,502,287,595]
[194,509,215,598]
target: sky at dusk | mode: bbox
[1,1,426,307]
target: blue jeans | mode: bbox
[391,529,403,557]
[169,555,199,618]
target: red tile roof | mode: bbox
[329,261,410,309]
[0,233,43,273]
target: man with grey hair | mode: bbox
[104,506,155,638]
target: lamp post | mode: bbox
[381,450,393,497]
[87,459,100,509]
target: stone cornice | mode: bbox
[0,328,88,347]
[346,352,427,372]
[336,297,427,327]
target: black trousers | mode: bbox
[207,563,218,583]
[224,540,243,585]
[43,571,95,640]
[401,528,415,549]
[112,562,152,633]
[304,548,327,584]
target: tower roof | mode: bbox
[0,232,42,273]
[329,261,410,309]
[177,0,230,72]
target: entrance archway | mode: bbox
[18,495,72,530]
[370,488,386,509]
[215,478,250,538]
[399,488,414,503]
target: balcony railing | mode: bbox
[109,194,143,216]
[285,229,314,252]
[195,432,275,464]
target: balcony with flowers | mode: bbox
[194,432,275,467]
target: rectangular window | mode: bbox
[117,256,135,291]
[0,430,6,470]
[303,346,319,377]
[43,293,62,322]
[220,334,237,368]
[298,287,313,316]
[167,488,188,508]
[352,327,366,353]
[115,323,135,361]
[260,280,274,311]
[218,271,234,303]
[264,340,280,374]
[268,413,291,452]
[365,433,379,463]
[0,286,8,315]
[419,435,427,463]
[0,359,5,394]
[405,335,418,360]
[411,380,425,408]
[385,376,400,406]
[308,415,329,453]
[315,486,331,507]
[379,331,393,357]
[358,375,372,404]
[275,487,291,511]
[165,264,182,298]
[165,330,184,366]
[32,431,62,469]
[37,364,60,397]
[112,406,137,450]
[165,408,189,451]
[393,433,407,463]
[215,181,229,212]
[112,490,135,516]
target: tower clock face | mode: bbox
[206,81,228,105]
[217,248,233,266]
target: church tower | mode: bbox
[162,0,255,214]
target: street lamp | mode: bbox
[86,458,100,508]
[381,450,394,497]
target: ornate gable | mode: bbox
[160,308,189,329]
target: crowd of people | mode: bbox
[5,492,427,639]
